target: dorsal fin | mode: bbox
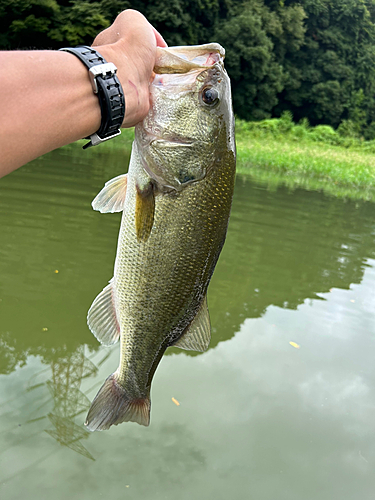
[173,295,211,352]
[92,174,128,213]
[87,279,120,346]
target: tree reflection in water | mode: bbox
[27,346,105,461]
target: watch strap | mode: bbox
[59,45,125,149]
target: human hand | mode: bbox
[92,10,167,128]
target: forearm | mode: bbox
[0,50,102,177]
[0,10,166,178]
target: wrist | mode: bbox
[94,41,153,128]
[93,42,130,127]
[59,45,125,148]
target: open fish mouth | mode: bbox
[154,43,225,75]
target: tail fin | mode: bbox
[85,373,150,431]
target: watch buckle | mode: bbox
[88,62,117,94]
[83,130,122,149]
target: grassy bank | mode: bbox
[235,114,375,201]
[63,115,375,201]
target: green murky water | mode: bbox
[1,146,375,499]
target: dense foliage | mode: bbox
[2,0,375,137]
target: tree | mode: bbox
[214,0,305,120]
[0,0,109,49]
[3,0,375,134]
[280,0,375,134]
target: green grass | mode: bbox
[62,127,134,153]
[235,115,375,202]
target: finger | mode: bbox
[152,27,168,48]
[93,10,154,46]
[92,26,110,47]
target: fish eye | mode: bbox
[201,87,219,106]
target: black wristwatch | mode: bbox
[59,45,125,149]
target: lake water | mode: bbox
[1,146,375,500]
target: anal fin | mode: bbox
[92,174,128,213]
[87,279,120,346]
[173,295,211,352]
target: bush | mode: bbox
[291,125,309,140]
[337,120,360,138]
[278,111,294,133]
[235,115,375,151]
[309,125,339,144]
[363,122,375,141]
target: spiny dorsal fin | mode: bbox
[173,295,211,352]
[92,174,128,213]
[135,182,155,243]
[87,279,120,346]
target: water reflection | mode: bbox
[1,148,375,499]
[1,151,375,369]
[207,177,375,347]
[43,346,97,460]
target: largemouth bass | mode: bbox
[85,43,236,431]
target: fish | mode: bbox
[85,43,236,431]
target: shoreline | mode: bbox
[62,119,375,202]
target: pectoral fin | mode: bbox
[92,174,128,213]
[173,296,211,352]
[87,279,120,346]
[135,182,155,243]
